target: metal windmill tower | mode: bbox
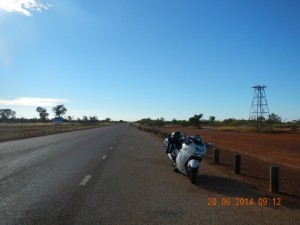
[249,85,270,127]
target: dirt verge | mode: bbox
[139,126,300,207]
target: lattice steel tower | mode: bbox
[249,85,270,127]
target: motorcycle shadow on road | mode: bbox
[195,174,259,199]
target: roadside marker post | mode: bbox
[234,154,241,174]
[214,148,219,164]
[270,165,280,193]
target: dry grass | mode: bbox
[0,122,112,142]
[214,126,257,132]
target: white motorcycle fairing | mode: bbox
[164,133,210,183]
[175,141,206,175]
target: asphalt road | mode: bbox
[0,124,299,225]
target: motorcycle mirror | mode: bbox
[206,142,213,148]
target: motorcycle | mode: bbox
[163,132,211,184]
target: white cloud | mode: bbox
[0,0,50,16]
[0,97,68,106]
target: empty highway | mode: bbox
[0,124,299,224]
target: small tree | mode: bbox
[189,114,203,128]
[268,113,281,125]
[89,116,98,123]
[209,116,216,124]
[82,116,88,123]
[52,105,67,118]
[0,109,16,121]
[67,115,74,122]
[36,107,49,122]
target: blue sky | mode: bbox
[0,0,299,121]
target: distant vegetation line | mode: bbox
[0,106,299,132]
[0,105,125,124]
[135,114,300,133]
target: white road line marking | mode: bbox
[114,141,118,144]
[102,155,107,159]
[110,146,114,150]
[79,175,92,186]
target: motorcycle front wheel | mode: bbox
[189,167,197,184]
